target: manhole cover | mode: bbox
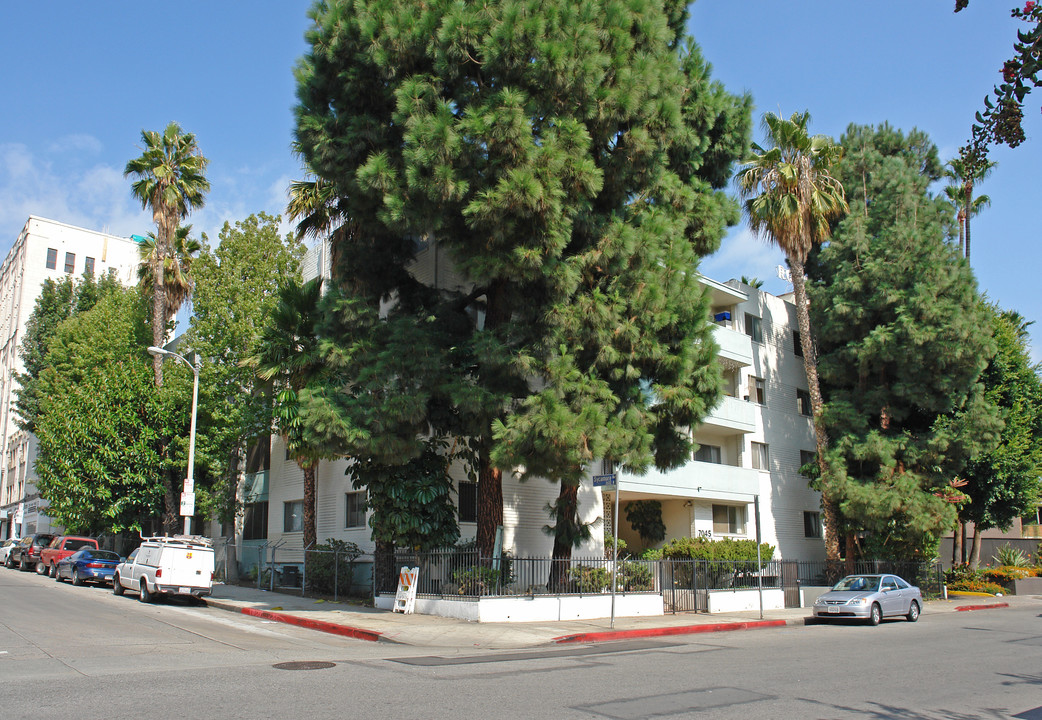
[272,661,336,671]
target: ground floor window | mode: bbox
[283,500,303,533]
[346,492,366,528]
[804,511,822,539]
[712,504,746,535]
[458,481,477,523]
[243,502,268,540]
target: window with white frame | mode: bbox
[46,248,57,270]
[797,389,812,416]
[64,252,75,274]
[346,492,366,528]
[751,441,769,470]
[712,504,746,535]
[747,376,765,404]
[84,256,96,276]
[283,500,303,532]
[744,313,763,343]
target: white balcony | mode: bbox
[702,394,756,434]
[711,323,753,368]
[619,461,760,501]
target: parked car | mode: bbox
[113,535,214,603]
[39,535,99,576]
[813,573,922,625]
[8,533,55,571]
[0,538,18,566]
[54,548,122,586]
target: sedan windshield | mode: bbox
[833,576,880,592]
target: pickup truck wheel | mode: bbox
[138,578,153,603]
[72,571,84,586]
[36,561,47,575]
[112,574,125,595]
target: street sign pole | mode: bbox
[611,477,620,629]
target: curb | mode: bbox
[954,602,1010,612]
[552,619,790,645]
[206,599,386,643]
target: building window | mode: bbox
[84,256,96,276]
[243,502,269,540]
[744,313,762,343]
[458,481,477,523]
[799,450,816,476]
[747,376,765,404]
[283,500,303,533]
[694,444,722,464]
[601,459,615,475]
[793,330,803,357]
[751,441,769,470]
[713,504,746,535]
[797,389,812,416]
[64,252,75,274]
[346,492,366,528]
[804,511,822,538]
[46,248,57,270]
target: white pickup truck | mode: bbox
[113,535,214,603]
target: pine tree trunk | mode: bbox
[788,254,841,561]
[476,454,503,559]
[953,519,964,566]
[549,482,580,592]
[303,462,317,552]
[970,526,982,569]
[374,539,396,595]
[845,533,857,575]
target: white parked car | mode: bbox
[0,538,18,565]
[113,535,214,603]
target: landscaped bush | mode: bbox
[453,565,501,595]
[569,565,611,592]
[982,565,1032,585]
[306,539,362,596]
[946,579,1007,595]
[658,536,775,562]
[992,543,1031,568]
[620,561,654,591]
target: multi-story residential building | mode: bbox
[241,244,826,564]
[0,217,141,539]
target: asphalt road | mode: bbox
[2,567,1040,720]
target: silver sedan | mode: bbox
[813,574,922,625]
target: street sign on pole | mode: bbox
[593,474,616,488]
[180,491,196,517]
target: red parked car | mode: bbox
[38,536,99,576]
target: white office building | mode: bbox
[0,217,141,539]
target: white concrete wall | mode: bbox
[375,592,663,623]
[707,588,785,613]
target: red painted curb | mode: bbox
[954,602,1009,612]
[240,607,384,642]
[552,619,788,644]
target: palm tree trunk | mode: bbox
[303,463,317,553]
[964,182,973,262]
[476,455,503,559]
[549,482,580,592]
[953,518,964,566]
[970,525,982,569]
[788,254,841,562]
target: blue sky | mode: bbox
[1,1,1039,356]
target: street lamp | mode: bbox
[147,345,201,536]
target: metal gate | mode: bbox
[781,560,801,608]
[660,560,708,613]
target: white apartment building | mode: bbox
[0,217,142,539]
[243,239,824,563]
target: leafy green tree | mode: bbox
[960,309,1042,566]
[15,271,121,434]
[185,213,305,541]
[809,123,1001,560]
[293,0,749,567]
[124,122,210,388]
[735,111,849,561]
[34,287,176,533]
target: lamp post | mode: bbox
[147,345,200,536]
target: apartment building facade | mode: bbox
[0,217,141,539]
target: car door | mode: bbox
[880,576,902,615]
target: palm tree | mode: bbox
[138,225,202,320]
[247,277,326,553]
[945,156,995,262]
[125,122,209,387]
[736,111,849,562]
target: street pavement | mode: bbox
[204,582,1032,649]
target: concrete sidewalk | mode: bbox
[202,583,1028,649]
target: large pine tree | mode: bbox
[809,123,1002,559]
[293,0,750,571]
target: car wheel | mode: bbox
[112,573,125,596]
[19,557,29,571]
[138,578,153,603]
[906,600,920,623]
[72,570,84,587]
[4,554,12,568]
[868,603,882,626]
[36,561,47,575]
[55,568,64,582]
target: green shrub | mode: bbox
[306,539,362,596]
[992,543,1030,568]
[620,561,654,591]
[947,579,1007,595]
[660,536,775,562]
[983,565,1031,585]
[569,565,610,593]
[453,565,501,595]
